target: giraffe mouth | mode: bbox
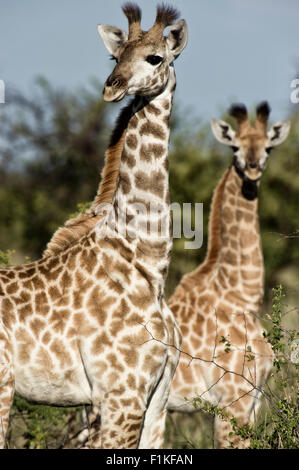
[112,89,127,102]
[243,169,262,181]
[103,87,127,103]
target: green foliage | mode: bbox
[0,249,15,266]
[263,285,287,369]
[68,201,92,220]
[0,77,110,258]
[8,397,76,449]
[190,287,299,449]
[220,335,232,354]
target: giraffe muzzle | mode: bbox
[103,75,128,102]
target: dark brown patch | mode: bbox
[127,373,136,389]
[50,338,73,368]
[221,249,237,266]
[140,143,165,162]
[15,327,35,364]
[100,237,134,264]
[50,309,70,334]
[73,312,97,336]
[122,150,136,168]
[106,353,125,373]
[61,271,72,290]
[222,206,234,224]
[6,282,18,295]
[146,103,161,116]
[140,121,165,140]
[230,325,245,346]
[80,249,98,274]
[46,258,60,271]
[126,133,138,150]
[41,331,51,345]
[129,115,138,129]
[48,285,61,301]
[1,298,16,329]
[91,332,112,355]
[19,268,35,279]
[87,287,115,324]
[134,170,165,198]
[119,170,132,195]
[117,345,138,368]
[13,290,31,305]
[34,292,49,315]
[31,275,45,290]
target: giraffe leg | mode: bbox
[139,327,181,449]
[76,406,101,449]
[0,328,14,448]
[64,406,100,449]
[89,393,145,449]
[0,381,14,448]
[215,390,262,449]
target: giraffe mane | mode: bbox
[43,103,133,258]
[202,168,231,267]
[178,168,231,290]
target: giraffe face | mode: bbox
[211,111,290,180]
[97,20,187,102]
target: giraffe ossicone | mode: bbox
[0,2,188,449]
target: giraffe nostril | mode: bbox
[106,76,124,89]
[106,77,113,88]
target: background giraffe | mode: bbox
[167,102,290,448]
[0,3,188,448]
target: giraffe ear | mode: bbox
[97,25,128,56]
[211,119,236,146]
[267,120,290,147]
[166,20,188,59]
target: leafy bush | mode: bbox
[188,286,299,449]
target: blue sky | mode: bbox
[1,0,299,122]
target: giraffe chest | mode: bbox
[13,346,93,406]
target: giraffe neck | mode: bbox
[96,66,176,292]
[195,165,264,303]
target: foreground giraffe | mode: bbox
[167,102,290,448]
[0,3,188,448]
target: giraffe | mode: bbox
[0,3,188,449]
[167,102,290,448]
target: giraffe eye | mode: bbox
[146,55,163,65]
[265,147,273,154]
[231,146,239,153]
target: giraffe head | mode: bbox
[97,2,188,102]
[211,102,290,182]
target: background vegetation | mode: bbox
[0,78,298,448]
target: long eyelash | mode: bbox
[109,55,118,62]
